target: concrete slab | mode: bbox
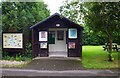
[23,57,83,70]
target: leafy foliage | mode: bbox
[59,1,120,45]
[2,2,50,58]
[82,2,120,61]
[60,1,105,45]
[60,0,83,24]
[2,43,32,61]
[2,2,50,43]
[83,2,120,39]
[0,3,2,45]
[60,1,120,61]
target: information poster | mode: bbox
[40,42,47,48]
[39,31,48,41]
[68,42,75,49]
[3,33,23,48]
[68,28,77,38]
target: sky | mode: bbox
[43,0,65,15]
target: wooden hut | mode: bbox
[30,13,83,58]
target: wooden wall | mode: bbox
[31,16,83,58]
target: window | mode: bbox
[57,30,64,40]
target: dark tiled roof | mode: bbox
[30,13,83,29]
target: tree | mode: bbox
[59,1,120,61]
[2,2,50,44]
[60,0,83,24]
[83,2,120,61]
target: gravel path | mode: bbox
[0,60,27,67]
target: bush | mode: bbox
[2,43,32,61]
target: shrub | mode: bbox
[2,43,32,61]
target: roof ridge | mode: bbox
[30,13,83,29]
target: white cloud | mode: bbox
[43,0,65,15]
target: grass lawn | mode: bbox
[82,46,119,69]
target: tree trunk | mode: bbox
[106,31,113,62]
[108,39,113,61]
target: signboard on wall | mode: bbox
[68,28,77,39]
[3,33,23,49]
[68,42,75,49]
[39,31,48,41]
[40,42,47,49]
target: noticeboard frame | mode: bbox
[2,32,24,52]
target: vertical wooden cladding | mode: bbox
[79,30,82,59]
[32,29,39,57]
[68,28,82,57]
[32,28,49,57]
[38,29,49,57]
[30,13,83,58]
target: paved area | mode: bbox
[23,57,83,70]
[49,52,67,57]
[1,68,119,76]
[1,76,119,78]
[1,57,119,78]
